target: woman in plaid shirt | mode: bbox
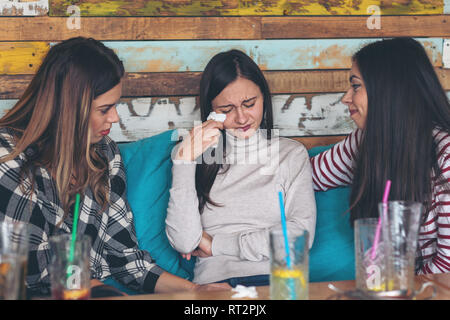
[0,37,229,297]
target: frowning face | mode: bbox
[211,77,264,139]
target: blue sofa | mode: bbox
[104,130,355,294]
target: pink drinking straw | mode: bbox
[370,180,391,261]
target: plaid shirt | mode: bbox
[0,128,163,295]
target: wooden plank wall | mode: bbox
[0,0,449,149]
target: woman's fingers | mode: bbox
[203,135,220,150]
[182,253,192,260]
[175,120,224,161]
[201,119,225,130]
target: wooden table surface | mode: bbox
[99,273,449,300]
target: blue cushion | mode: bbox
[104,130,195,294]
[105,136,354,292]
[308,145,355,282]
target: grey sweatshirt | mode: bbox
[165,130,316,284]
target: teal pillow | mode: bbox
[104,138,355,292]
[308,145,355,282]
[104,130,195,294]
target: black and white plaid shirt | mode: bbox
[0,128,163,295]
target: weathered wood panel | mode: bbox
[0,93,357,140]
[0,0,48,16]
[2,91,449,141]
[262,16,450,39]
[3,68,450,99]
[49,0,444,16]
[2,16,450,41]
[0,42,50,74]
[0,70,350,99]
[0,75,31,99]
[444,39,450,68]
[436,67,450,88]
[0,97,351,148]
[92,39,445,72]
[0,100,14,115]
[0,38,443,74]
[0,16,261,41]
[445,0,450,13]
[273,93,356,137]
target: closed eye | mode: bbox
[242,96,257,108]
[99,104,116,114]
[218,107,233,114]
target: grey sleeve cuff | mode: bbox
[171,162,197,188]
[212,233,240,257]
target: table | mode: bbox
[99,273,449,300]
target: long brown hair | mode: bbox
[196,49,273,213]
[348,38,450,271]
[0,37,124,222]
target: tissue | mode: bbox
[207,112,226,123]
[231,285,258,299]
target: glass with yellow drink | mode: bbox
[269,228,309,300]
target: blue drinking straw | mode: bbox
[278,191,297,299]
[278,191,292,268]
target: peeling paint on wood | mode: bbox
[272,93,356,136]
[0,97,349,148]
[49,0,444,16]
[421,39,443,67]
[112,97,201,141]
[0,0,48,16]
[3,91,450,140]
[107,38,442,72]
[445,0,450,13]
[0,100,14,117]
[1,38,443,74]
[0,93,356,140]
[115,94,357,140]
[444,39,450,68]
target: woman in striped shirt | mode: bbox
[311,38,450,274]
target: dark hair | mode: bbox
[196,49,273,213]
[0,37,124,220]
[349,37,450,271]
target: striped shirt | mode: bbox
[311,129,450,274]
[0,128,163,295]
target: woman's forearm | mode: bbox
[154,271,198,293]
